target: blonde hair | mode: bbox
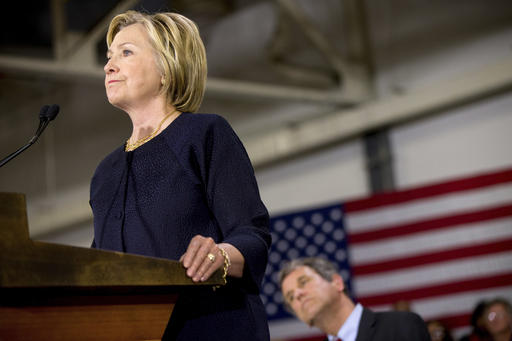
[106,10,207,112]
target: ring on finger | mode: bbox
[207,253,216,263]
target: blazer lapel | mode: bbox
[89,146,129,249]
[355,308,376,341]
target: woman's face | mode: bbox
[427,321,446,341]
[104,23,163,110]
[485,303,512,335]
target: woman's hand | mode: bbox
[180,235,244,282]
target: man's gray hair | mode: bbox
[278,257,339,287]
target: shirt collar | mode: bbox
[327,303,363,341]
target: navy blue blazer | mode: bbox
[355,308,431,341]
[322,308,430,341]
[90,113,271,340]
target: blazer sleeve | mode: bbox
[395,312,431,341]
[405,313,431,341]
[201,115,271,290]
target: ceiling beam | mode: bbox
[51,0,67,61]
[0,54,366,105]
[0,0,371,106]
[276,0,348,79]
[245,56,512,168]
[275,0,372,100]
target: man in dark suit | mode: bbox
[279,257,430,341]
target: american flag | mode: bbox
[262,167,512,341]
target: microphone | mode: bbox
[41,104,59,121]
[31,104,60,144]
[0,104,60,168]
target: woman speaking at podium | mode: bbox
[89,10,271,340]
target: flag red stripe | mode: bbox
[428,312,472,329]
[348,203,512,244]
[344,167,512,212]
[357,272,512,306]
[286,336,325,341]
[352,238,512,275]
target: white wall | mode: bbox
[257,139,368,214]
[392,92,512,188]
[257,91,512,211]
[257,21,512,212]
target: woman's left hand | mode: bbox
[180,235,224,282]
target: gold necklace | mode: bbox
[125,110,178,152]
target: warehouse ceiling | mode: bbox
[2,0,511,121]
[0,0,370,102]
[1,0,512,238]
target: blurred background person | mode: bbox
[483,298,512,341]
[392,300,411,312]
[426,320,454,341]
[460,300,491,341]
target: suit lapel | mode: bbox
[90,146,127,204]
[89,146,129,249]
[355,308,376,341]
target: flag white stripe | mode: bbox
[346,183,512,232]
[413,287,512,321]
[369,286,512,321]
[354,252,512,296]
[452,327,471,341]
[269,318,322,339]
[349,216,512,265]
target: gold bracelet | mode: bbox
[213,247,231,291]
[218,247,231,285]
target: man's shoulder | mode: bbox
[373,309,423,321]
[370,309,426,329]
[358,308,430,341]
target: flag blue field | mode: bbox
[262,167,512,340]
[262,203,353,320]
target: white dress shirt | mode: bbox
[327,303,363,341]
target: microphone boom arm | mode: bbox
[0,105,60,168]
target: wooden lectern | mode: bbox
[0,192,223,340]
